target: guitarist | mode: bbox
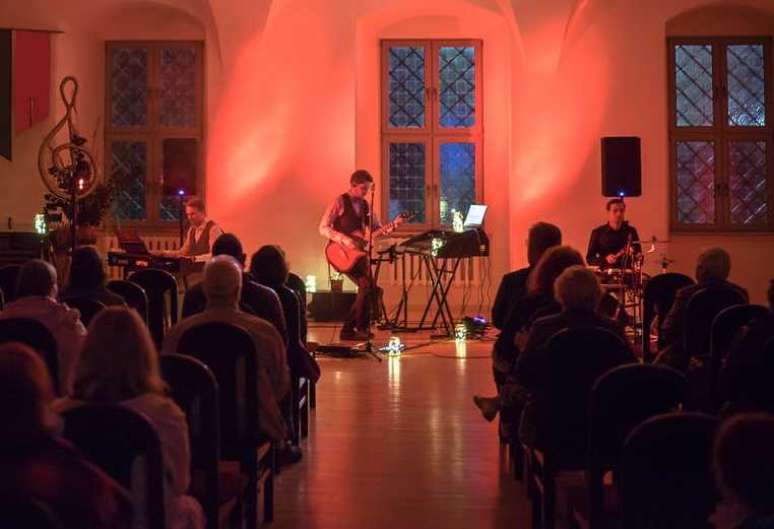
[319,170,382,341]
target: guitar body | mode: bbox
[324,211,413,273]
[324,238,366,274]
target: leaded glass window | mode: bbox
[106,42,203,227]
[439,143,476,225]
[669,37,772,231]
[382,40,483,229]
[110,47,149,128]
[388,47,425,128]
[111,141,147,221]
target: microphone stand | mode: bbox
[358,185,382,361]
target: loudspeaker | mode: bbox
[601,136,641,197]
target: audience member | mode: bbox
[0,342,131,529]
[491,222,562,331]
[163,255,290,443]
[250,246,320,383]
[54,307,204,529]
[182,233,288,343]
[657,248,748,369]
[61,246,126,307]
[711,413,774,529]
[721,280,774,415]
[474,247,586,433]
[0,259,86,392]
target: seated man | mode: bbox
[181,233,288,344]
[0,259,86,392]
[656,248,748,369]
[162,256,290,444]
[491,222,561,331]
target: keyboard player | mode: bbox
[163,197,223,261]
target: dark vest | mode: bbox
[186,219,215,256]
[332,193,368,236]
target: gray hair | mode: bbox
[554,265,603,311]
[204,255,242,306]
[697,247,731,283]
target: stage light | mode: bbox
[177,189,185,196]
[455,323,468,341]
[305,274,317,293]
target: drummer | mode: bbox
[586,198,642,269]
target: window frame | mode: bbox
[104,40,205,233]
[381,39,484,232]
[668,36,774,232]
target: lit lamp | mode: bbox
[454,323,468,341]
[452,209,464,233]
[380,336,405,357]
[305,274,317,293]
[33,214,46,235]
[431,237,444,257]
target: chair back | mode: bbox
[684,286,747,361]
[538,326,632,467]
[161,354,220,529]
[107,279,149,323]
[587,364,686,525]
[621,412,718,529]
[642,273,694,357]
[61,404,166,529]
[286,272,307,342]
[726,336,774,414]
[128,269,178,345]
[0,317,60,394]
[709,304,771,410]
[0,264,21,303]
[60,297,105,327]
[176,322,259,459]
[0,286,4,310]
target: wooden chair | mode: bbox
[60,296,106,327]
[61,404,166,529]
[579,364,686,529]
[707,304,771,411]
[723,336,774,414]
[128,269,178,346]
[0,317,60,395]
[641,273,694,361]
[107,279,150,323]
[523,327,632,529]
[0,500,64,529]
[0,286,4,310]
[0,264,21,303]
[620,412,718,529]
[161,354,247,529]
[177,322,275,529]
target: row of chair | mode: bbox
[506,325,717,529]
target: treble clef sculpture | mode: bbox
[38,76,99,251]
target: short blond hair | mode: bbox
[72,307,166,402]
[554,265,603,311]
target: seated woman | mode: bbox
[0,342,131,529]
[54,308,204,529]
[61,246,126,307]
[250,246,320,383]
[474,246,586,432]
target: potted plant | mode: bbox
[43,179,115,250]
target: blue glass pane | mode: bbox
[440,143,476,225]
[727,44,765,127]
[388,47,425,128]
[676,141,715,224]
[439,47,476,128]
[159,195,182,221]
[111,141,147,221]
[389,143,426,223]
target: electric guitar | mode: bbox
[325,211,413,273]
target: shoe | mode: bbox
[473,395,499,422]
[277,444,303,467]
[340,329,371,341]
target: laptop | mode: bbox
[115,229,151,255]
[463,204,487,229]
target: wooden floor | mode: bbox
[271,326,530,529]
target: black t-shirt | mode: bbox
[586,222,641,267]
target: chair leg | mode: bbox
[309,379,316,409]
[263,471,274,523]
[246,476,258,529]
[510,440,524,481]
[542,474,555,529]
[300,380,309,438]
